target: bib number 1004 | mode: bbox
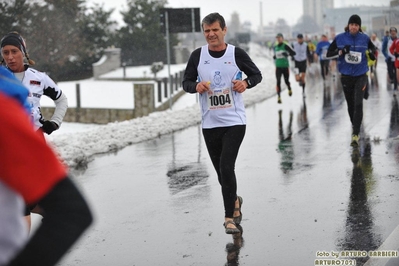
[209,94,231,106]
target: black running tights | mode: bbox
[275,67,290,96]
[202,125,246,218]
[341,74,368,135]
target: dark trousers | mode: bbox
[341,75,368,135]
[320,60,330,79]
[275,67,290,96]
[387,59,398,90]
[202,125,246,218]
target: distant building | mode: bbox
[264,24,276,41]
[303,0,334,30]
[323,3,398,39]
[228,12,241,40]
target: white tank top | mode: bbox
[293,42,308,62]
[197,44,246,129]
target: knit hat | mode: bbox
[276,33,283,38]
[1,32,35,65]
[348,14,361,27]
[297,34,304,39]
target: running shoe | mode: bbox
[288,89,292,96]
[277,96,282,104]
[351,134,359,146]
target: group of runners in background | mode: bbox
[265,26,399,101]
[266,14,399,147]
[266,30,385,100]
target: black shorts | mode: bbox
[294,60,307,73]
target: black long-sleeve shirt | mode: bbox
[182,44,262,93]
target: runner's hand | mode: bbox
[196,81,211,94]
[232,80,247,93]
[40,120,58,135]
[341,45,351,55]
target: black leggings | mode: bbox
[341,75,368,135]
[202,125,246,218]
[387,60,398,90]
[320,60,329,79]
[275,67,291,96]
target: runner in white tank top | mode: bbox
[183,12,262,235]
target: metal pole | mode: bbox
[259,1,263,41]
[76,83,81,122]
[191,8,196,50]
[165,10,172,109]
[191,8,199,103]
[122,62,126,79]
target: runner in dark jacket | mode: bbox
[327,14,376,147]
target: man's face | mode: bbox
[203,21,226,51]
[276,36,283,43]
[390,30,397,38]
[1,45,24,72]
[348,23,360,35]
[298,38,303,44]
[371,34,376,41]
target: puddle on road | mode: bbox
[166,161,209,194]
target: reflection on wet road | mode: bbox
[61,62,399,266]
[225,225,244,266]
[167,126,210,194]
[338,141,381,265]
[278,109,294,173]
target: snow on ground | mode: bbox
[46,43,277,169]
[41,79,135,109]
[100,63,188,80]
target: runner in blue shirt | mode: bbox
[327,14,376,146]
[316,35,331,80]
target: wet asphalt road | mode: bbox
[59,61,399,266]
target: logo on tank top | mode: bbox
[213,71,226,88]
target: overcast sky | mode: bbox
[87,0,391,30]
